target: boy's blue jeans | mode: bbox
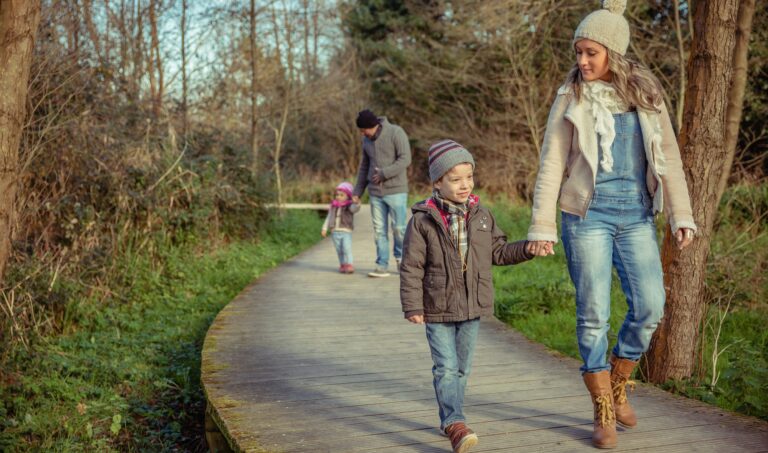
[425,319,480,430]
[369,193,408,268]
[330,231,353,265]
[562,192,665,374]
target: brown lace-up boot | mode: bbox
[583,370,618,449]
[610,355,638,428]
[444,422,478,453]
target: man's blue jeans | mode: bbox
[425,319,480,430]
[369,193,408,268]
[330,231,353,265]
[561,193,665,373]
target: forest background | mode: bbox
[0,0,765,451]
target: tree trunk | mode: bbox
[0,0,42,283]
[148,0,162,118]
[302,0,311,80]
[717,0,756,201]
[82,0,103,63]
[131,0,144,106]
[643,0,741,383]
[118,0,129,83]
[672,0,686,129]
[181,0,188,140]
[250,0,259,177]
[273,99,289,209]
[67,0,80,53]
[311,0,319,76]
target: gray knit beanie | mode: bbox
[574,0,630,55]
[428,139,475,182]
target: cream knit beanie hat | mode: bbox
[573,0,630,55]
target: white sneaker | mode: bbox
[367,267,390,278]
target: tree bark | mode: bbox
[131,0,144,105]
[302,0,311,80]
[82,0,103,63]
[148,0,162,118]
[181,0,188,140]
[0,0,42,283]
[717,0,756,201]
[250,0,260,177]
[672,0,686,129]
[643,0,741,383]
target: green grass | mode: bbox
[0,209,324,452]
[488,190,767,420]
[490,202,630,360]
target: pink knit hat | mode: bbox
[336,182,354,197]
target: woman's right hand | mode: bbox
[526,240,555,256]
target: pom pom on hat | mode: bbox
[573,0,630,55]
[602,0,626,14]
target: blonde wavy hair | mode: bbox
[565,47,664,113]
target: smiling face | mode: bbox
[434,163,474,204]
[575,39,611,82]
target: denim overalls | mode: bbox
[561,111,666,373]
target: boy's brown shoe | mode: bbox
[444,422,478,453]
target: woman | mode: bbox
[525,0,697,448]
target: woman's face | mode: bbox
[575,39,611,82]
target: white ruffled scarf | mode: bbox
[582,81,629,173]
[581,81,666,176]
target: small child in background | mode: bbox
[322,182,360,274]
[400,140,535,453]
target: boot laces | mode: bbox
[594,394,615,427]
[612,378,636,405]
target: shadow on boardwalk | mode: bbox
[202,207,768,452]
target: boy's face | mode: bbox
[434,163,474,204]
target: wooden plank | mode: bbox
[202,209,768,452]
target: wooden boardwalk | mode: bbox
[202,208,768,452]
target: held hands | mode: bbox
[406,314,425,325]
[526,240,555,257]
[321,229,327,238]
[675,228,695,250]
[352,195,361,204]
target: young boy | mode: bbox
[400,140,534,453]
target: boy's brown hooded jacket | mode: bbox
[400,198,532,323]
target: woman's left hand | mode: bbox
[675,228,695,250]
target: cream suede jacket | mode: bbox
[528,85,697,243]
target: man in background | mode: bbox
[352,109,412,278]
